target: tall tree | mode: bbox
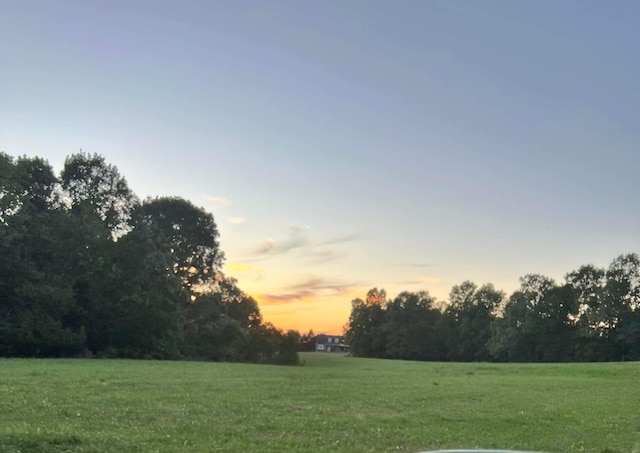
[0,152,301,364]
[217,277,262,329]
[182,292,246,362]
[0,154,58,223]
[82,220,188,359]
[0,156,86,356]
[181,277,262,361]
[384,291,444,361]
[0,152,22,224]
[133,197,223,293]
[566,255,640,360]
[345,290,388,358]
[565,264,608,360]
[489,275,577,362]
[60,152,137,237]
[446,282,503,361]
[604,254,640,360]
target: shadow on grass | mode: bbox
[0,434,131,453]
[0,434,85,453]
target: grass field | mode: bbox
[1,353,639,453]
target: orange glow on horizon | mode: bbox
[249,283,452,335]
[251,288,362,335]
[259,304,349,335]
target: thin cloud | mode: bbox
[225,262,263,282]
[255,277,357,305]
[227,217,247,224]
[316,233,359,247]
[256,238,276,254]
[286,277,355,292]
[203,195,231,206]
[305,250,346,264]
[256,293,312,305]
[250,227,357,261]
[253,226,309,256]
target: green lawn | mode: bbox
[1,353,639,453]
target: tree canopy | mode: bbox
[346,254,640,362]
[2,151,637,364]
[0,152,299,364]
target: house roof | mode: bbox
[314,334,345,344]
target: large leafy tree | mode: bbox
[383,291,444,361]
[60,152,137,237]
[566,255,640,361]
[565,264,609,360]
[0,152,23,224]
[603,254,640,360]
[0,151,300,364]
[80,220,188,358]
[1,154,58,223]
[446,281,503,361]
[216,277,262,329]
[133,197,223,293]
[345,288,388,358]
[182,277,262,361]
[0,156,86,356]
[489,275,577,362]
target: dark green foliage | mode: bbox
[299,329,316,351]
[347,255,640,363]
[0,157,86,357]
[383,291,445,361]
[344,289,388,358]
[60,152,137,236]
[182,292,247,362]
[488,277,579,362]
[245,323,301,365]
[181,278,269,362]
[345,289,448,361]
[0,152,299,365]
[133,197,223,293]
[5,150,637,365]
[446,282,503,361]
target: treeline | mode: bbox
[0,152,299,364]
[345,254,640,362]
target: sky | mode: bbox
[1,0,639,334]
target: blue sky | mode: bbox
[2,0,639,333]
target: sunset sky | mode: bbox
[2,1,639,334]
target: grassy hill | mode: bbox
[1,353,639,452]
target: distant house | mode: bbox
[315,334,347,353]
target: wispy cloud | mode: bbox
[255,277,357,305]
[305,250,346,263]
[203,195,231,206]
[252,226,310,256]
[316,233,359,246]
[255,238,276,254]
[225,262,263,282]
[286,277,354,292]
[250,227,359,261]
[227,217,246,224]
[257,294,306,305]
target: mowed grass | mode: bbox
[1,354,639,453]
